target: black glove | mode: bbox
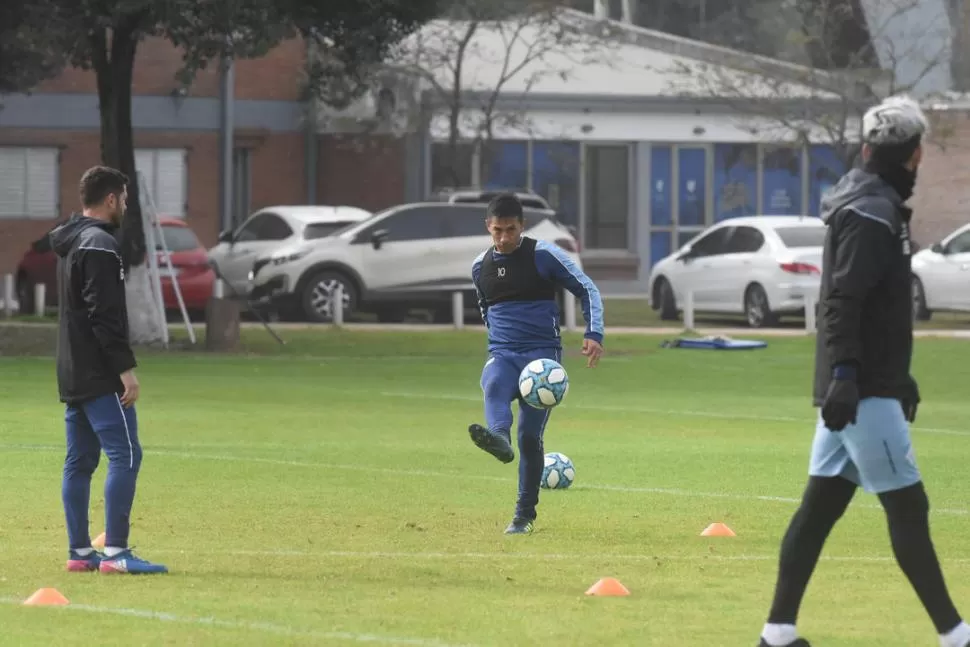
[821,364,860,432]
[902,375,920,423]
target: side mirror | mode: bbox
[676,247,693,262]
[218,230,233,245]
[931,242,944,254]
[371,229,389,250]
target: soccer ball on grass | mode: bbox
[517,358,569,410]
[541,452,575,489]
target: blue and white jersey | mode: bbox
[471,237,604,353]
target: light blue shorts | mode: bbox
[808,397,921,494]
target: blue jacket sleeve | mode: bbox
[471,251,488,328]
[534,241,604,344]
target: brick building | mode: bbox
[0,36,411,277]
[2,17,969,291]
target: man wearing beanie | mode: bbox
[757,95,970,647]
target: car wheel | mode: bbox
[301,271,357,323]
[912,276,931,321]
[653,277,678,321]
[744,283,777,328]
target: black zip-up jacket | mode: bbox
[813,168,916,406]
[50,213,137,405]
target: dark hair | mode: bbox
[79,166,128,208]
[486,193,524,222]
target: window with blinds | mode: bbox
[134,148,187,218]
[0,147,59,219]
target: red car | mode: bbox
[15,217,214,317]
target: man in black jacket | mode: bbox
[758,95,969,647]
[51,165,167,575]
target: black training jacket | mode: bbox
[50,213,137,405]
[812,168,916,406]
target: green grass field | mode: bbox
[2,328,970,646]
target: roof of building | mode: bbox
[392,8,843,102]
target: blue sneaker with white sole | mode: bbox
[99,549,168,574]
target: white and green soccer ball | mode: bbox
[517,358,569,410]
[541,452,575,489]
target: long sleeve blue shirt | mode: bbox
[472,239,604,353]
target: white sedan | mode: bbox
[648,216,826,328]
[911,222,970,320]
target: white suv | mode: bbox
[207,205,371,295]
[249,202,582,322]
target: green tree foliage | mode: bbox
[0,2,66,94]
[1,0,441,269]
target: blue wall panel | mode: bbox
[484,141,528,191]
[677,147,707,226]
[713,143,757,221]
[531,141,580,227]
[808,145,846,217]
[762,146,803,215]
[650,146,673,226]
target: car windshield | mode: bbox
[775,226,826,248]
[303,222,359,240]
[157,225,200,252]
[330,206,398,236]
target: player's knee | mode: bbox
[64,451,99,477]
[104,438,142,472]
[482,376,506,400]
[800,476,855,526]
[879,481,929,522]
[130,443,143,472]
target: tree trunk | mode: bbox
[92,20,166,345]
[95,22,144,272]
[447,106,462,187]
[948,0,970,91]
[447,23,477,188]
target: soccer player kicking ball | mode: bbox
[50,166,167,575]
[758,95,968,646]
[468,193,604,535]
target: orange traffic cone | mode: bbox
[700,522,736,537]
[585,577,630,596]
[23,588,69,606]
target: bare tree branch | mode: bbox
[665,0,952,167]
[384,1,616,188]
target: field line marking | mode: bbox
[82,547,970,567]
[137,548,879,563]
[0,597,478,647]
[370,390,970,437]
[3,443,968,516]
